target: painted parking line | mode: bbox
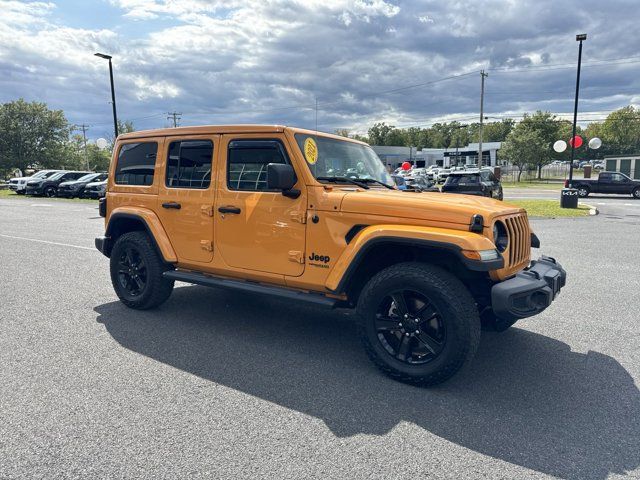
[0,234,94,251]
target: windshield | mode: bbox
[77,173,97,182]
[48,172,66,181]
[446,174,480,185]
[294,133,392,186]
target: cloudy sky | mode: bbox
[2,0,640,140]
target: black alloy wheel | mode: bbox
[44,186,56,197]
[375,289,446,365]
[357,262,480,386]
[116,246,148,298]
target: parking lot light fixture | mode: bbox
[94,52,118,139]
[561,33,586,209]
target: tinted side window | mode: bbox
[166,140,213,189]
[599,173,611,182]
[611,173,627,182]
[227,140,288,191]
[115,142,158,186]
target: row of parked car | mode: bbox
[8,170,107,199]
[391,164,504,200]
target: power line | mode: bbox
[167,111,182,127]
[73,124,90,170]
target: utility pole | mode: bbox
[167,112,182,128]
[478,70,488,166]
[75,124,90,170]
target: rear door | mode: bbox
[157,135,219,264]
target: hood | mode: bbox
[59,180,83,187]
[86,180,106,188]
[340,189,523,226]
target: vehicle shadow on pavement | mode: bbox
[95,286,640,480]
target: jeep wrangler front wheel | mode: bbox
[110,231,175,310]
[356,262,480,386]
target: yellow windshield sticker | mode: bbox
[304,137,318,165]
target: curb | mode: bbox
[581,203,599,215]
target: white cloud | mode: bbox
[1,0,639,140]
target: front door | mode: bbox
[157,135,219,263]
[214,135,306,277]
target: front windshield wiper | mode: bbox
[353,178,395,190]
[316,176,370,189]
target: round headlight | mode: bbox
[493,221,508,252]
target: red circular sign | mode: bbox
[401,161,411,171]
[569,135,583,148]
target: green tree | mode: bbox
[367,123,394,145]
[107,120,136,151]
[501,125,548,182]
[0,99,71,174]
[334,128,350,138]
[518,111,561,179]
[591,106,640,156]
[367,122,407,146]
[480,119,515,143]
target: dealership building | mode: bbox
[603,154,640,179]
[373,142,502,169]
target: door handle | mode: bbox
[162,202,181,209]
[218,206,241,214]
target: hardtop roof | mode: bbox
[117,124,369,145]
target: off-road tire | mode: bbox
[577,186,590,198]
[110,231,174,310]
[632,187,640,199]
[356,262,481,386]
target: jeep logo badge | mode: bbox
[309,252,330,263]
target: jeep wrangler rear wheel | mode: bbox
[356,262,480,386]
[110,231,174,309]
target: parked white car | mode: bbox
[437,168,451,183]
[8,170,62,194]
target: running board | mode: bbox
[163,270,336,307]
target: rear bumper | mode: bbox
[491,255,566,322]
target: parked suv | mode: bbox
[96,125,565,386]
[26,171,91,197]
[81,179,107,199]
[442,169,504,200]
[57,172,108,198]
[9,170,62,194]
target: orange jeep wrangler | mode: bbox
[96,125,566,386]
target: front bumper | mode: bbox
[491,255,566,322]
[95,236,111,257]
[25,186,43,195]
[57,189,79,197]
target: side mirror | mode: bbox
[267,164,299,197]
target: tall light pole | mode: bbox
[568,34,587,188]
[478,70,488,166]
[94,53,118,139]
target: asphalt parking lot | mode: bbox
[1,197,639,479]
